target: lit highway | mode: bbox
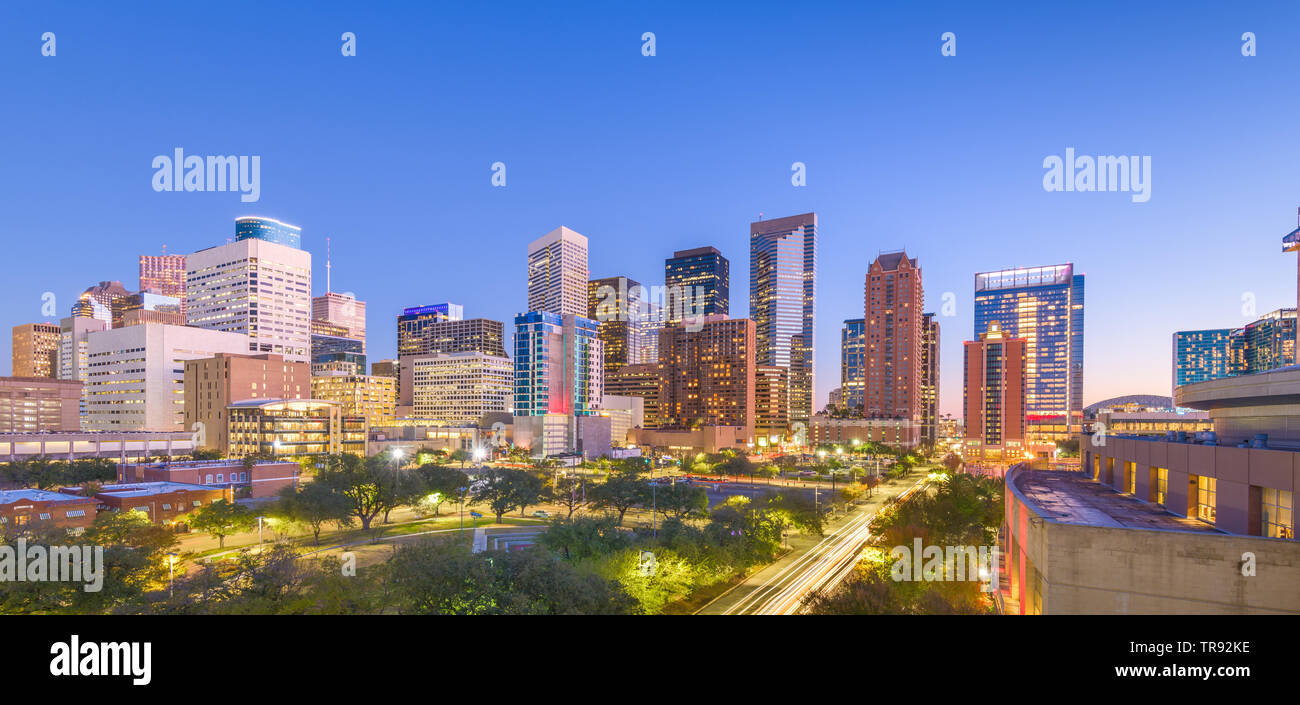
[701,476,929,615]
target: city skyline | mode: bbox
[6,2,1300,420]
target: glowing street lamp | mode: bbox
[167,552,178,597]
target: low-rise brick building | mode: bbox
[116,459,298,499]
[65,482,231,526]
[0,489,98,533]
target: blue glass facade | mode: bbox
[513,311,601,417]
[840,318,865,413]
[973,264,1084,438]
[234,216,302,249]
[750,213,816,423]
[1173,310,1297,396]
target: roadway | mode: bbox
[696,472,930,615]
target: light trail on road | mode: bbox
[721,478,928,615]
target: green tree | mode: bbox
[540,516,630,560]
[315,453,403,531]
[185,499,255,548]
[415,465,470,516]
[590,469,649,525]
[385,538,635,615]
[471,468,545,523]
[271,482,353,544]
[656,483,708,520]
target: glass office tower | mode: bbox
[1172,329,1235,396]
[840,318,865,415]
[234,216,303,249]
[750,213,816,424]
[973,264,1084,444]
[664,246,730,322]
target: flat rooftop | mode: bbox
[90,482,217,498]
[0,488,94,505]
[1014,470,1221,533]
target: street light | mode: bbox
[167,552,178,597]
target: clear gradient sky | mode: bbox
[3,1,1300,418]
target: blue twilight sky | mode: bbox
[3,0,1300,418]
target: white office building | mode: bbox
[58,315,107,427]
[186,237,312,363]
[84,323,248,431]
[527,226,589,317]
[410,351,512,425]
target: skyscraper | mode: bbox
[754,364,789,437]
[864,252,924,423]
[396,304,506,408]
[408,352,513,425]
[139,253,187,302]
[513,312,603,418]
[58,315,106,424]
[71,281,131,324]
[588,276,644,376]
[85,323,249,431]
[1172,329,1235,396]
[657,316,756,435]
[12,323,60,378]
[513,311,605,457]
[921,312,940,445]
[234,216,302,249]
[312,291,367,350]
[1236,308,1296,374]
[963,321,1027,460]
[973,264,1084,444]
[840,318,865,415]
[1172,310,1298,397]
[750,213,816,424]
[185,238,312,363]
[139,252,187,319]
[664,246,730,322]
[527,227,589,317]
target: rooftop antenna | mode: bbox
[326,236,332,293]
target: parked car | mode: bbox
[531,510,551,519]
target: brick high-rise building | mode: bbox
[864,252,924,423]
[606,363,661,429]
[754,364,789,438]
[657,316,756,436]
[12,322,61,378]
[963,321,1027,460]
[184,352,311,454]
[588,276,646,377]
